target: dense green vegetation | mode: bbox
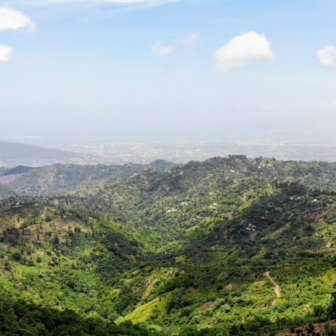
[3,156,336,334]
[0,297,155,335]
[0,160,175,199]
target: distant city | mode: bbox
[2,140,336,168]
[55,141,336,165]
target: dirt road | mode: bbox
[41,207,46,219]
[264,271,281,300]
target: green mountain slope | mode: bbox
[0,160,175,199]
[2,156,336,335]
[0,297,154,336]
[2,165,36,176]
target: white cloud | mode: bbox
[0,6,35,63]
[151,42,175,58]
[214,31,275,72]
[0,45,13,62]
[0,6,35,32]
[318,45,336,69]
[151,33,200,58]
[179,33,201,51]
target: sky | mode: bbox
[1,0,336,145]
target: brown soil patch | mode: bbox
[166,269,179,276]
[142,278,158,298]
[226,284,234,290]
[197,301,215,310]
[314,211,328,220]
[273,227,287,236]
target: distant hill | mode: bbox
[0,183,16,198]
[0,141,79,164]
[2,166,35,176]
[0,160,176,198]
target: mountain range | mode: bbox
[1,156,336,335]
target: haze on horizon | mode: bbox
[1,0,336,145]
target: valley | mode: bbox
[1,156,336,335]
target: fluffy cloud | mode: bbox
[151,33,200,58]
[318,45,336,69]
[0,6,35,63]
[214,31,275,72]
[0,6,35,32]
[179,33,201,51]
[151,42,175,58]
[0,45,13,62]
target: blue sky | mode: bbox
[1,0,336,144]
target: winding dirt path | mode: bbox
[41,207,46,219]
[264,271,281,305]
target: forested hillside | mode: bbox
[0,160,175,199]
[2,156,336,335]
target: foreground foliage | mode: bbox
[0,297,154,335]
